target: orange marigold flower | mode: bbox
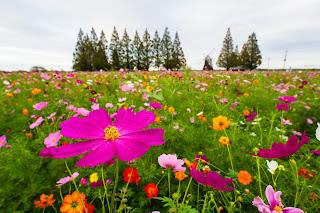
[154,117,161,124]
[31,88,42,95]
[243,110,250,116]
[219,136,230,146]
[168,107,175,113]
[243,93,249,97]
[145,183,158,199]
[22,109,29,115]
[238,170,253,185]
[60,191,88,213]
[28,98,33,102]
[26,133,33,138]
[253,79,259,83]
[212,116,231,131]
[175,171,188,181]
[185,160,197,169]
[163,106,167,111]
[6,92,13,98]
[34,194,56,208]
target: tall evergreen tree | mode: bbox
[152,30,162,70]
[240,32,262,70]
[121,29,133,70]
[90,28,99,70]
[73,28,86,71]
[142,29,153,70]
[161,27,173,69]
[172,32,186,70]
[132,31,143,70]
[83,33,93,71]
[216,28,235,70]
[109,26,122,69]
[229,45,239,68]
[93,30,110,70]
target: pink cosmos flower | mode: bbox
[80,178,88,185]
[105,103,114,108]
[278,96,297,103]
[253,185,304,213]
[56,172,79,187]
[119,97,127,102]
[292,130,302,136]
[158,154,186,172]
[190,117,194,123]
[47,112,56,119]
[306,118,313,124]
[252,132,309,158]
[280,117,292,125]
[40,108,165,168]
[276,103,291,111]
[187,108,191,113]
[44,132,61,147]
[149,102,162,109]
[310,150,320,155]
[220,98,228,104]
[30,117,44,129]
[246,112,258,122]
[33,102,48,110]
[190,168,235,191]
[77,108,90,116]
[0,135,7,148]
[91,103,99,111]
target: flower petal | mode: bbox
[189,168,206,185]
[115,138,150,161]
[283,207,305,213]
[121,128,165,146]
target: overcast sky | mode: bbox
[1,0,320,71]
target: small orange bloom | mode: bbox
[22,109,29,115]
[34,194,56,208]
[31,88,41,95]
[60,191,86,213]
[175,171,188,181]
[212,116,231,131]
[26,133,33,138]
[238,170,253,185]
[28,98,33,102]
[6,92,13,98]
[243,93,249,97]
[219,136,230,146]
[163,106,167,111]
[243,110,250,116]
[154,117,161,124]
[168,107,175,113]
[145,183,158,199]
[185,160,197,169]
[253,79,259,83]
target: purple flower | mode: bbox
[40,108,165,168]
[278,96,297,103]
[253,185,304,213]
[276,103,291,111]
[149,102,162,109]
[0,135,7,148]
[80,178,88,185]
[56,172,79,187]
[252,132,309,158]
[189,168,235,191]
[310,150,320,155]
[195,154,209,165]
[246,112,258,122]
[158,154,186,172]
[90,181,105,188]
[44,132,61,147]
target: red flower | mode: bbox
[298,168,316,179]
[145,183,158,199]
[123,167,141,184]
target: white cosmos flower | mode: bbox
[316,123,320,141]
[3,80,10,85]
[267,160,278,174]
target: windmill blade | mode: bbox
[199,58,205,65]
[200,49,206,56]
[208,48,215,56]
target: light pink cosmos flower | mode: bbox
[253,185,304,213]
[158,154,186,172]
[307,118,313,124]
[280,117,292,125]
[190,117,194,123]
[30,117,44,129]
[44,132,61,147]
[91,103,99,111]
[0,135,7,148]
[47,112,56,119]
[119,97,127,102]
[187,108,191,113]
[33,102,48,110]
[105,103,113,108]
[292,130,302,136]
[77,108,90,116]
[13,88,21,93]
[56,172,79,187]
[220,98,228,104]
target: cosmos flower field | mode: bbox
[0,70,319,213]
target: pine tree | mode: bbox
[172,32,186,70]
[90,28,98,70]
[229,45,239,68]
[152,30,162,70]
[80,33,93,71]
[110,26,122,69]
[142,29,153,70]
[161,27,173,69]
[240,32,262,70]
[93,30,110,70]
[132,31,143,70]
[216,28,235,70]
[73,28,86,71]
[121,29,133,70]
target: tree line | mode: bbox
[216,28,262,70]
[72,27,186,71]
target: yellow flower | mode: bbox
[212,116,230,131]
[90,173,98,183]
[168,107,175,113]
[146,86,154,92]
[154,117,161,124]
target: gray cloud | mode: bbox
[1,0,319,70]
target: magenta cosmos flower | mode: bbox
[189,168,235,191]
[246,112,258,122]
[40,108,165,167]
[253,185,304,213]
[252,132,309,158]
[33,102,48,110]
[278,96,297,103]
[276,103,291,111]
[158,154,186,171]
[0,135,7,148]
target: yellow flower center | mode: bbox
[0,141,3,144]
[104,126,120,141]
[41,105,44,108]
[51,138,55,142]
[273,206,282,211]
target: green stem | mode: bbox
[101,167,110,213]
[65,161,88,213]
[224,129,234,171]
[211,192,220,212]
[59,187,64,203]
[156,173,166,186]
[257,157,263,198]
[119,166,133,212]
[289,161,304,210]
[168,171,171,197]
[111,158,119,213]
[202,191,208,213]
[197,183,200,211]
[52,205,58,213]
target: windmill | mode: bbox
[200,48,215,71]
